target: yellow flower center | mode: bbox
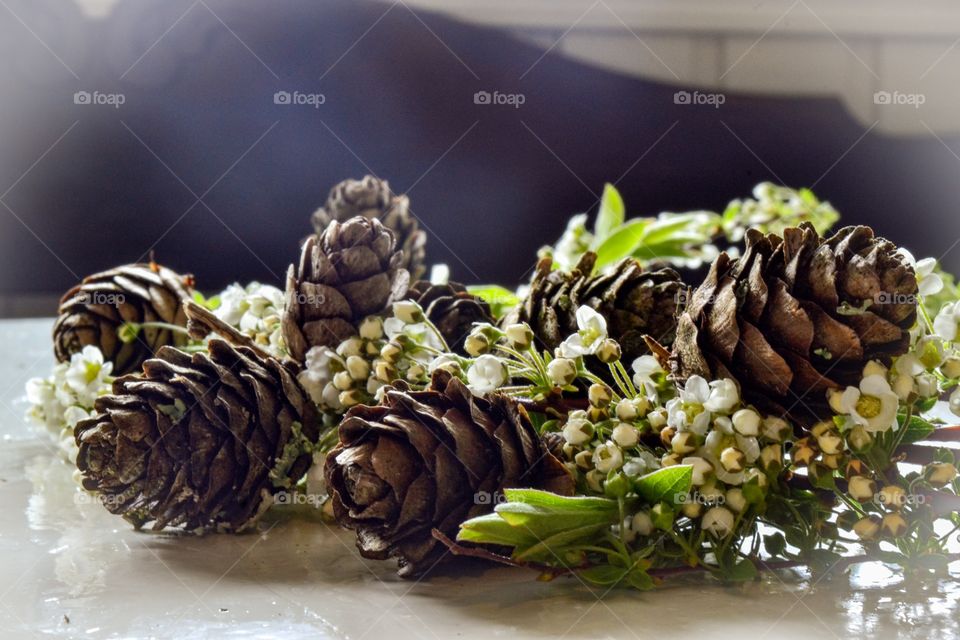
[855,395,882,419]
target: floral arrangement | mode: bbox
[26,176,960,589]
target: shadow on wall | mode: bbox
[1,0,959,316]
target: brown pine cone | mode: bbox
[311,175,427,280]
[75,340,320,532]
[671,224,917,424]
[406,280,494,354]
[508,252,683,362]
[53,263,194,374]
[324,370,574,577]
[283,216,410,362]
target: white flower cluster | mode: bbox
[25,345,113,462]
[298,302,443,413]
[212,282,286,358]
[661,374,789,538]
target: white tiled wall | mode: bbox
[410,0,960,136]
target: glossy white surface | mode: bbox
[1,319,958,640]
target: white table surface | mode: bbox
[1,319,958,640]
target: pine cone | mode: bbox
[671,224,917,424]
[53,263,194,375]
[311,176,427,280]
[324,370,574,577]
[406,280,494,354]
[509,252,683,362]
[74,340,319,532]
[283,216,410,362]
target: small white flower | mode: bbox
[838,374,900,432]
[725,488,747,513]
[630,511,653,536]
[593,441,624,473]
[611,423,640,448]
[65,346,112,407]
[631,355,663,393]
[934,301,960,342]
[647,408,667,429]
[899,250,944,297]
[683,456,713,486]
[466,355,507,395]
[558,306,608,357]
[702,506,735,537]
[704,379,739,413]
[950,387,960,417]
[393,300,424,324]
[762,416,791,442]
[359,316,384,340]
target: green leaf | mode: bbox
[626,568,655,591]
[594,183,625,240]
[726,558,758,582]
[898,413,936,445]
[633,466,693,505]
[502,489,619,513]
[514,522,613,561]
[457,513,539,548]
[466,285,521,319]
[578,564,628,586]
[593,219,650,269]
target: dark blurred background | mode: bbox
[2,0,960,316]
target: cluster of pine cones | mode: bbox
[50,175,918,576]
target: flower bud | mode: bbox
[720,447,746,473]
[881,512,908,538]
[845,459,867,480]
[877,485,907,510]
[661,452,682,467]
[762,416,792,442]
[816,430,844,456]
[464,333,490,357]
[504,323,534,350]
[546,358,577,387]
[684,456,713,486]
[671,431,698,455]
[760,444,782,471]
[574,449,594,470]
[725,488,747,513]
[593,441,624,473]
[732,408,760,436]
[612,423,640,448]
[333,371,354,391]
[631,511,653,536]
[925,462,958,487]
[702,506,735,537]
[615,399,638,421]
[791,438,818,466]
[648,409,667,429]
[393,300,424,324]
[853,515,881,540]
[847,425,874,452]
[596,338,622,364]
[588,383,613,408]
[585,469,604,493]
[345,355,370,381]
[374,360,397,383]
[406,363,426,382]
[847,475,876,502]
[562,418,594,446]
[337,337,364,358]
[359,316,384,340]
[942,356,960,379]
[380,342,402,364]
[659,426,677,448]
[681,501,702,519]
[821,453,843,471]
